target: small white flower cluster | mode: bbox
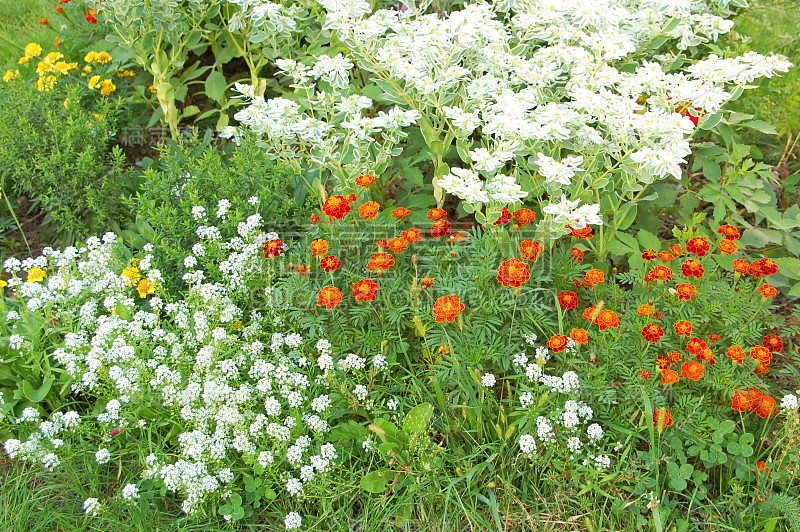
[781,394,798,411]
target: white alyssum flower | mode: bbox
[781,394,798,411]
[83,497,101,516]
[481,373,497,388]
[284,511,302,530]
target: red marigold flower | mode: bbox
[594,309,620,331]
[640,369,652,381]
[352,279,378,302]
[433,294,464,323]
[310,238,329,257]
[676,283,697,301]
[41,17,48,24]
[546,334,569,352]
[263,238,284,258]
[583,269,605,290]
[323,195,352,220]
[637,304,655,316]
[656,355,671,370]
[570,328,588,344]
[573,279,584,289]
[386,237,408,255]
[566,224,593,239]
[755,362,770,376]
[763,334,783,352]
[718,239,738,255]
[497,259,531,288]
[696,348,716,365]
[660,369,680,385]
[570,247,584,262]
[448,232,469,244]
[56,6,63,14]
[758,283,777,299]
[746,387,765,411]
[359,201,380,219]
[513,208,536,228]
[673,320,693,337]
[754,258,778,277]
[653,408,673,430]
[681,259,704,278]
[356,174,375,187]
[642,324,665,343]
[755,461,770,474]
[392,207,411,220]
[686,337,708,356]
[374,239,389,250]
[402,227,422,244]
[686,237,710,257]
[658,251,674,263]
[427,208,448,220]
[732,259,749,274]
[755,395,777,419]
[707,332,721,344]
[656,311,664,320]
[582,305,598,321]
[296,264,309,276]
[317,286,342,310]
[750,345,772,365]
[642,249,657,261]
[86,8,98,23]
[680,360,704,381]
[649,265,673,282]
[431,219,452,238]
[309,213,321,225]
[319,255,342,273]
[494,207,512,225]
[670,244,684,257]
[668,350,683,364]
[420,276,436,289]
[519,240,544,261]
[731,390,748,412]
[725,345,746,365]
[558,291,578,311]
[717,225,740,240]
[367,252,394,271]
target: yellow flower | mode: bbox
[53,61,77,76]
[88,74,101,89]
[84,65,92,73]
[27,268,47,283]
[36,60,53,76]
[96,52,112,64]
[116,70,135,78]
[3,70,14,82]
[36,75,57,92]
[18,56,29,65]
[99,79,116,96]
[0,279,7,289]
[64,97,70,108]
[84,51,97,63]
[136,279,155,298]
[45,51,63,63]
[24,43,42,58]
[121,265,140,286]
[148,84,156,93]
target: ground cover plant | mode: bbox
[1,0,799,531]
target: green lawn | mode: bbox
[0,0,54,65]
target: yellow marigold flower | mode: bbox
[36,60,53,76]
[27,268,47,283]
[116,70,135,78]
[3,70,14,82]
[84,51,97,63]
[88,74,101,89]
[99,79,116,95]
[0,279,7,289]
[18,56,30,65]
[53,61,77,76]
[64,98,70,108]
[84,65,92,73]
[36,75,57,92]
[45,52,63,63]
[136,279,155,298]
[148,84,156,93]
[25,43,43,58]
[121,265,140,286]
[96,52,112,64]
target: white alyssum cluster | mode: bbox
[781,394,798,411]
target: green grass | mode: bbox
[0,0,54,66]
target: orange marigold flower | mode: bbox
[356,174,375,187]
[570,247,584,262]
[755,395,777,419]
[696,349,716,365]
[263,238,284,258]
[317,286,343,310]
[642,249,657,261]
[520,240,544,262]
[640,369,652,381]
[570,328,588,344]
[746,387,765,411]
[582,305,598,321]
[717,225,740,240]
[310,239,329,257]
[668,350,683,364]
[660,369,680,386]
[319,255,342,273]
[402,227,422,244]
[346,193,357,203]
[673,320,693,337]
[497,259,531,288]
[420,276,436,289]
[448,232,469,244]
[386,237,408,255]
[374,239,389,250]
[755,461,770,474]
[41,17,48,25]
[323,195,351,220]
[653,408,673,430]
[494,207,512,225]
[86,8,98,24]
[359,201,380,219]
[731,390,748,412]
[686,236,710,257]
[676,283,697,301]
[296,264,309,276]
[566,224,593,239]
[433,294,465,323]
[367,252,395,271]
[725,345,746,365]
[707,332,721,344]
[658,251,674,263]
[438,344,450,355]
[686,337,708,356]
[750,345,772,365]
[392,207,411,220]
[718,239,738,255]
[763,334,783,352]
[637,304,655,316]
[309,213,321,225]
[656,355,671,370]
[573,279,584,289]
[732,259,749,274]
[558,291,578,311]
[583,269,605,290]
[681,259,704,278]
[352,279,379,302]
[594,309,620,331]
[754,258,778,277]
[513,208,536,228]
[670,244,684,257]
[649,265,674,282]
[642,324,665,343]
[755,362,770,376]
[546,334,569,352]
[681,360,704,381]
[757,283,777,299]
[427,208,448,221]
[431,219,452,238]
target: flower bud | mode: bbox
[411,254,418,264]
[450,250,457,258]
[620,309,626,315]
[612,267,618,275]
[376,270,384,278]
[288,262,294,270]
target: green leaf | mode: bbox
[403,403,433,435]
[742,120,778,135]
[22,376,54,403]
[616,202,638,231]
[205,70,227,103]
[637,229,661,251]
[360,470,390,493]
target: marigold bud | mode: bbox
[287,262,294,270]
[376,270,384,278]
[612,267,618,275]
[411,254,418,264]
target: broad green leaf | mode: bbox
[360,470,389,493]
[205,70,227,103]
[403,403,433,435]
